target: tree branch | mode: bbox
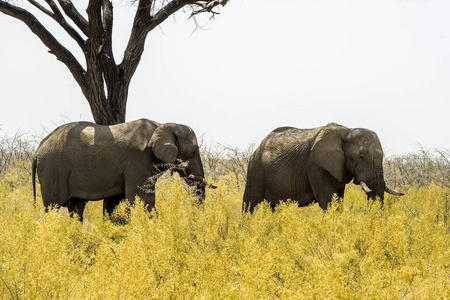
[86,0,106,56]
[26,1,86,48]
[120,0,228,90]
[149,0,191,31]
[28,0,53,17]
[0,0,86,88]
[137,0,153,18]
[57,0,89,36]
[190,0,228,17]
[100,0,121,103]
[100,0,114,63]
[121,0,188,78]
[85,0,115,123]
[41,0,86,48]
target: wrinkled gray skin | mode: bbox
[243,123,404,212]
[32,119,206,221]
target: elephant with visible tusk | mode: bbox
[243,123,404,212]
[32,119,216,221]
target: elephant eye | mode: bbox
[359,155,365,161]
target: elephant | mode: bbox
[32,119,214,221]
[243,123,404,212]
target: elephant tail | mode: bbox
[32,155,37,204]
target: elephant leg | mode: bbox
[337,188,345,199]
[103,194,125,217]
[67,198,87,222]
[270,202,277,211]
[308,166,340,210]
[125,182,156,213]
[242,167,266,213]
[136,189,156,213]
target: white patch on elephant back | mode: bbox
[79,126,96,147]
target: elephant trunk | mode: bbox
[183,154,217,202]
[188,175,218,189]
[359,180,384,201]
[185,175,217,203]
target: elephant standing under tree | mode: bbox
[32,119,213,221]
[243,123,404,212]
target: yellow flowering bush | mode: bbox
[0,166,449,298]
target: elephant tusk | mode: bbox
[188,174,206,184]
[188,175,218,189]
[360,181,373,194]
[385,185,404,196]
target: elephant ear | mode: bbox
[149,123,179,163]
[311,124,349,183]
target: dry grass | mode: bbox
[0,134,449,298]
[384,147,450,188]
[0,164,449,298]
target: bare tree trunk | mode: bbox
[83,79,128,125]
[82,0,125,125]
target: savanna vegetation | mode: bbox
[0,133,449,298]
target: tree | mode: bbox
[0,0,228,125]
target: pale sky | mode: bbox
[1,0,449,155]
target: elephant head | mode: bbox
[312,123,404,202]
[149,123,208,199]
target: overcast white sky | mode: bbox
[1,0,449,155]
